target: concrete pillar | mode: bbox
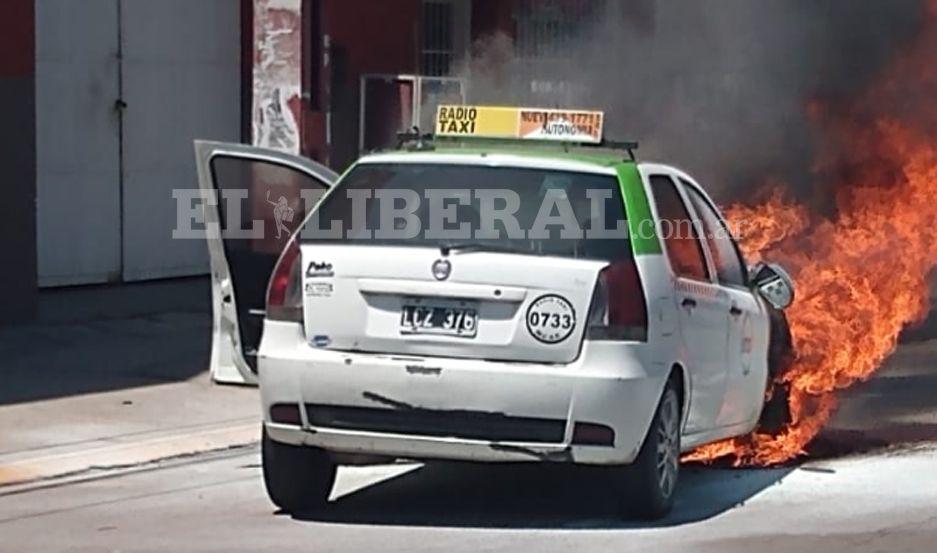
[251,0,303,154]
[0,0,38,324]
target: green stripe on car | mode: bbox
[616,163,662,255]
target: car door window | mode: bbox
[210,157,329,255]
[650,175,709,281]
[681,181,748,287]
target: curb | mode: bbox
[0,422,260,489]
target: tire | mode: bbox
[261,426,336,513]
[758,307,794,432]
[767,307,793,380]
[616,379,682,520]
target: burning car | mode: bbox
[194,106,794,519]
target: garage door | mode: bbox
[120,0,241,281]
[36,0,122,286]
[35,0,241,286]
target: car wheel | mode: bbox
[261,425,336,513]
[617,378,681,520]
[758,307,794,432]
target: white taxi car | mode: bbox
[194,107,794,519]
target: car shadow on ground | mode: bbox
[294,461,794,529]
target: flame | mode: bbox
[685,1,937,466]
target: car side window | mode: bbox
[649,175,709,281]
[681,181,748,287]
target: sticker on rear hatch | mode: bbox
[526,295,576,344]
[305,282,333,297]
[306,261,334,278]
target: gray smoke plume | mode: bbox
[457,0,924,204]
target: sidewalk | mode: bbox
[0,277,259,489]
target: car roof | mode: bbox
[356,150,697,185]
[362,140,633,168]
[357,147,632,176]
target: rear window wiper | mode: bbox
[439,242,536,256]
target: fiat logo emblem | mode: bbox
[432,259,452,281]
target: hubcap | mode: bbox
[655,391,680,499]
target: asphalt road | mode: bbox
[1,443,936,553]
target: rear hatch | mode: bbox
[302,244,605,363]
[298,159,633,364]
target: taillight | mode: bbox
[266,238,303,322]
[586,259,648,341]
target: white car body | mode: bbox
[196,142,773,467]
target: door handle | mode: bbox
[730,306,743,317]
[681,297,697,309]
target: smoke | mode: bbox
[456,0,925,205]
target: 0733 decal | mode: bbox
[526,294,576,344]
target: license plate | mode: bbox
[400,304,478,337]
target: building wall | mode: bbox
[0,0,38,323]
[0,0,514,322]
[298,0,517,171]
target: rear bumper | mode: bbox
[258,321,670,465]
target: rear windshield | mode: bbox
[300,163,631,261]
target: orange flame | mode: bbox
[685,2,937,466]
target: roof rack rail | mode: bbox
[395,127,434,151]
[590,139,639,161]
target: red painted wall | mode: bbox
[0,0,34,76]
[324,0,420,76]
[472,0,515,39]
[302,0,421,169]
[299,0,518,170]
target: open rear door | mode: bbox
[194,141,337,384]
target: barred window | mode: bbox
[421,1,455,76]
[513,0,606,61]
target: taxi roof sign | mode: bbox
[435,105,604,144]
